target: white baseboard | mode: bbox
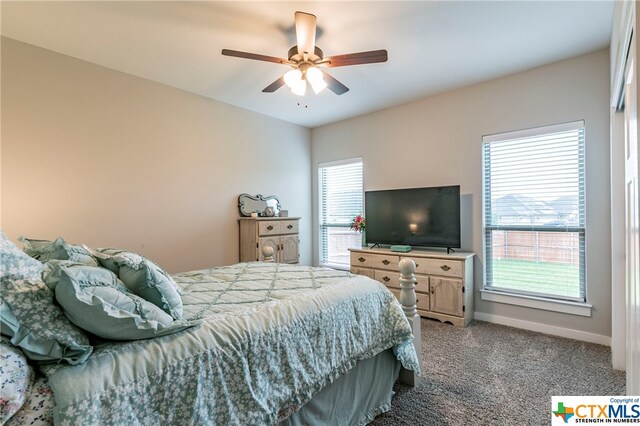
[473,312,611,346]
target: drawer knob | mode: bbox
[358,257,366,263]
[267,225,274,231]
[383,276,390,282]
[431,287,435,294]
[382,259,390,265]
[440,265,451,271]
[287,224,293,229]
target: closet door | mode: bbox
[624,33,640,395]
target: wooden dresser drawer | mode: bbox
[388,288,429,311]
[369,265,429,294]
[374,269,400,288]
[401,256,429,275]
[416,293,430,311]
[279,220,298,235]
[350,252,371,268]
[350,267,374,278]
[350,252,399,270]
[415,274,429,294]
[424,259,463,278]
[258,221,281,236]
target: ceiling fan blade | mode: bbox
[262,76,286,93]
[295,11,317,56]
[324,50,388,67]
[221,49,288,65]
[323,71,349,95]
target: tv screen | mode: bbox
[365,185,461,249]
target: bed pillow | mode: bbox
[89,248,183,320]
[86,246,184,294]
[19,236,98,267]
[0,339,35,423]
[0,232,44,281]
[0,278,93,365]
[86,247,119,274]
[50,263,191,340]
[4,376,54,426]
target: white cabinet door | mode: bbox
[429,277,463,317]
[258,236,279,261]
[279,234,299,263]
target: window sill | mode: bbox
[480,289,592,317]
[320,262,350,271]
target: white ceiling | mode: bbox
[1,1,614,128]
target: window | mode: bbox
[319,158,363,268]
[482,121,585,302]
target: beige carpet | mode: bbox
[372,319,625,425]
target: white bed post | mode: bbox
[262,245,275,263]
[398,258,422,387]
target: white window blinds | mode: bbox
[482,121,586,301]
[319,158,363,268]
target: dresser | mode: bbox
[239,217,300,263]
[349,248,475,326]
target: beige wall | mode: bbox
[311,49,612,338]
[1,38,312,272]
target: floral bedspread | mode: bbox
[41,262,420,425]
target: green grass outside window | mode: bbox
[491,258,580,298]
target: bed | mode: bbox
[3,253,421,425]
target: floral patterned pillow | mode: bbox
[4,376,54,426]
[0,278,93,365]
[0,232,43,281]
[0,340,35,423]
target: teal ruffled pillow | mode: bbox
[89,248,183,320]
[19,237,98,267]
[47,263,190,341]
[0,231,43,281]
[0,277,93,365]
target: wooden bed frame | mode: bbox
[262,246,422,386]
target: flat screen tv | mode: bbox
[365,185,461,249]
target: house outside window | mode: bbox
[318,158,363,269]
[482,121,586,302]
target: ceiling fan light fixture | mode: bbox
[222,11,388,96]
[305,66,322,83]
[284,69,303,89]
[291,80,306,96]
[309,78,327,94]
[306,67,327,94]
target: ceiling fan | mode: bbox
[221,11,388,96]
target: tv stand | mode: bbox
[370,243,382,249]
[349,247,475,327]
[447,247,456,254]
